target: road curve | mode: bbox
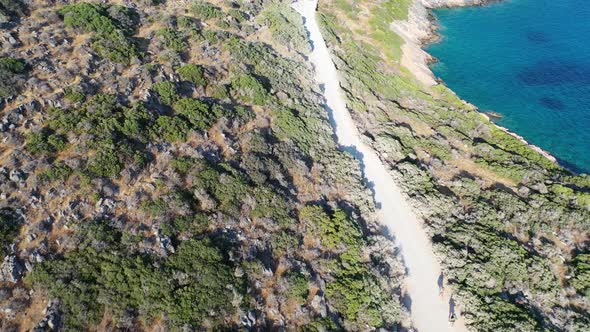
[292,1,469,331]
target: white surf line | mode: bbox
[292,1,468,331]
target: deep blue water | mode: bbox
[426,0,590,174]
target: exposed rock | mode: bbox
[33,300,61,332]
[310,294,327,317]
[0,256,24,283]
[9,169,26,183]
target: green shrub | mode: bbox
[285,272,309,303]
[59,3,118,34]
[271,231,299,258]
[154,116,189,142]
[26,220,244,329]
[0,57,26,73]
[161,214,209,238]
[59,3,138,64]
[193,162,251,216]
[119,103,154,142]
[156,28,187,53]
[0,209,20,260]
[173,98,220,130]
[47,134,67,151]
[230,74,269,105]
[0,57,27,99]
[63,86,85,103]
[299,205,397,327]
[176,64,207,86]
[271,107,316,152]
[190,1,223,20]
[177,15,199,30]
[91,30,139,64]
[228,9,247,23]
[171,156,195,175]
[38,162,73,183]
[87,147,123,177]
[26,129,67,155]
[152,81,178,105]
[301,317,340,332]
[140,198,169,216]
[211,84,229,99]
[233,105,253,121]
[572,253,590,298]
[259,4,310,54]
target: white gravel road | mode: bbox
[292,1,469,331]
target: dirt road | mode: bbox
[292,1,469,331]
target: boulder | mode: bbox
[0,256,24,283]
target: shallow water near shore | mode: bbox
[426,0,590,174]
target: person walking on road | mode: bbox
[438,272,445,298]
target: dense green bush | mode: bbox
[154,116,189,142]
[25,129,67,155]
[59,3,139,64]
[0,57,26,73]
[173,97,221,130]
[271,107,316,153]
[37,162,73,183]
[91,30,140,64]
[0,57,27,99]
[88,147,124,177]
[26,220,245,329]
[177,15,199,30]
[59,3,117,34]
[0,209,19,260]
[259,4,310,54]
[156,28,187,53]
[63,86,85,103]
[176,64,207,86]
[299,205,399,327]
[284,271,309,303]
[152,81,178,105]
[190,1,223,20]
[230,74,269,105]
[171,156,196,175]
[571,253,590,298]
[140,198,169,216]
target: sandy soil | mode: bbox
[292,1,469,331]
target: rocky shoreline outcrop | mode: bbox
[391,0,498,87]
[423,0,496,9]
[392,0,560,164]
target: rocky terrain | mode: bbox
[318,0,589,330]
[0,0,410,330]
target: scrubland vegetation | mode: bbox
[0,0,404,330]
[318,0,589,330]
[0,0,587,330]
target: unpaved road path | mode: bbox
[292,1,469,331]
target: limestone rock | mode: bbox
[0,256,24,283]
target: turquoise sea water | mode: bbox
[426,0,590,174]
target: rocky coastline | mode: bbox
[392,0,560,165]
